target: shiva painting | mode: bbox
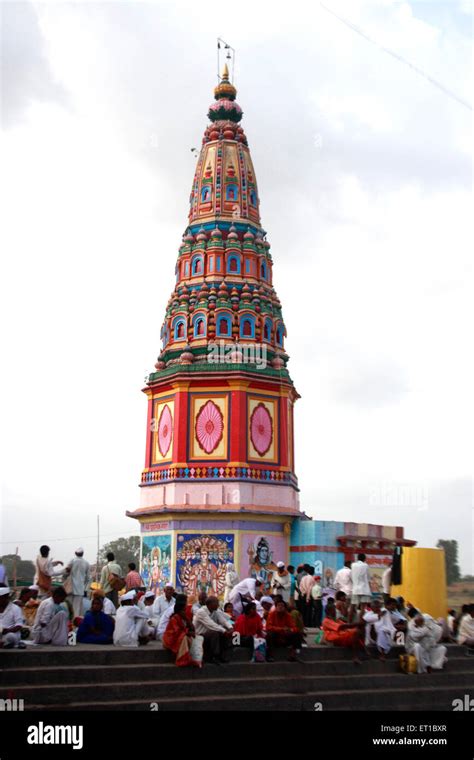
[176,534,234,600]
[241,534,286,592]
[141,534,172,595]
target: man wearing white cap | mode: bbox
[0,588,24,649]
[270,562,291,603]
[113,591,149,647]
[138,591,159,639]
[152,583,175,625]
[64,548,91,618]
[228,577,264,616]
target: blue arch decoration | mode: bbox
[249,188,257,206]
[263,318,272,342]
[227,253,241,274]
[172,316,187,341]
[226,184,239,202]
[191,255,204,276]
[216,313,232,337]
[193,313,207,338]
[240,314,256,339]
[201,186,212,203]
[260,259,267,280]
[276,322,285,346]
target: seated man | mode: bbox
[32,586,69,646]
[92,589,116,617]
[457,604,474,653]
[138,591,159,638]
[322,604,365,663]
[77,596,114,644]
[113,591,150,647]
[385,597,407,636]
[193,596,233,664]
[363,599,397,660]
[0,587,25,649]
[266,599,303,662]
[260,596,274,622]
[406,613,447,673]
[335,591,350,621]
[223,602,236,622]
[191,591,208,616]
[234,602,267,660]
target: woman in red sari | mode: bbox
[162,595,203,668]
[322,604,364,663]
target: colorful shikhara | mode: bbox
[129,64,301,521]
[152,65,289,375]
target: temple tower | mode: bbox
[127,66,301,597]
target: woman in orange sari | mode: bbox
[322,604,364,663]
[162,595,203,668]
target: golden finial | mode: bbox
[222,63,229,81]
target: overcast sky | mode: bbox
[1,0,472,573]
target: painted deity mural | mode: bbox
[176,534,234,599]
[240,534,288,592]
[141,534,172,595]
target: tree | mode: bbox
[1,554,36,585]
[436,539,461,585]
[99,536,140,573]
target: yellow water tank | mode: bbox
[391,547,447,619]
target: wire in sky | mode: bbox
[320,2,472,111]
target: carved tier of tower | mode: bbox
[128,68,301,592]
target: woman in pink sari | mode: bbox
[162,595,203,668]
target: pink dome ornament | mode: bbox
[157,404,173,458]
[250,402,273,456]
[195,400,224,454]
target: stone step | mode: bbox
[0,643,466,669]
[23,684,471,712]
[4,670,473,707]
[3,655,473,685]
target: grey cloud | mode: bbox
[1,1,69,127]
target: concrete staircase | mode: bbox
[1,643,472,711]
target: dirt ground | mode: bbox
[447,580,474,611]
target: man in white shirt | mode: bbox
[350,554,372,613]
[363,599,396,659]
[270,562,291,603]
[0,587,24,648]
[113,591,149,647]
[138,591,159,639]
[152,583,175,623]
[382,564,392,604]
[64,547,91,618]
[457,604,474,651]
[34,545,64,599]
[192,591,208,616]
[193,597,233,663]
[228,577,264,616]
[32,586,69,646]
[406,613,447,673]
[334,561,353,596]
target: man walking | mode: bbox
[65,547,91,618]
[100,552,123,607]
[350,554,372,616]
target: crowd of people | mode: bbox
[1,550,473,675]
